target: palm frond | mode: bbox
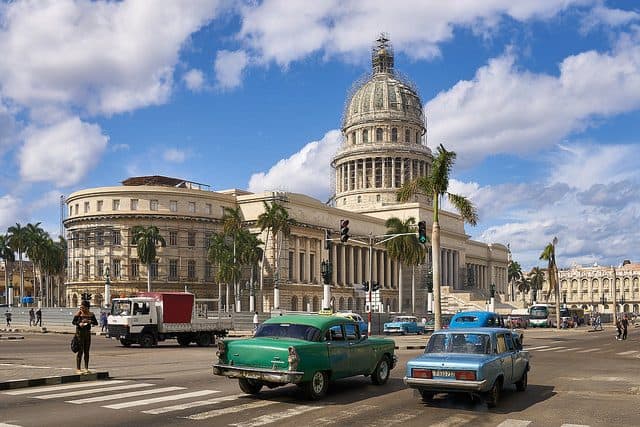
[447,193,478,226]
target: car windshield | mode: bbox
[560,308,571,317]
[393,317,415,322]
[530,307,548,319]
[453,315,479,324]
[425,333,492,355]
[255,323,321,341]
[111,300,131,316]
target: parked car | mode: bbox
[450,311,524,343]
[404,328,530,407]
[212,314,396,400]
[334,311,368,335]
[384,315,425,335]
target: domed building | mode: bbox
[63,36,510,315]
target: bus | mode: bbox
[529,304,557,327]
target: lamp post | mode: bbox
[489,283,495,313]
[562,290,567,307]
[104,266,111,309]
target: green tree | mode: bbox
[131,225,166,292]
[25,222,47,302]
[0,234,16,306]
[41,237,66,307]
[208,232,236,311]
[236,230,263,309]
[221,207,244,310]
[516,274,531,305]
[398,144,478,330]
[7,223,29,306]
[384,217,425,313]
[540,238,560,329]
[508,260,523,302]
[529,266,545,303]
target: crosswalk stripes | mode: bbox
[426,414,476,427]
[496,420,531,427]
[537,346,567,352]
[616,350,637,355]
[35,382,154,399]
[229,405,320,427]
[576,348,600,353]
[3,379,129,395]
[184,399,277,420]
[524,345,549,351]
[67,386,185,404]
[104,390,219,410]
[142,393,242,415]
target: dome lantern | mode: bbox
[372,33,394,74]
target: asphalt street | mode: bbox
[1,327,638,427]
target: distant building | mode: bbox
[63,36,509,312]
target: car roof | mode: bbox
[432,327,512,335]
[264,314,354,329]
[452,311,497,318]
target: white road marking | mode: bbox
[0,423,24,427]
[497,420,532,427]
[576,348,600,353]
[142,393,242,415]
[0,363,73,370]
[315,404,377,425]
[616,350,637,355]
[524,346,549,351]
[428,414,477,427]
[3,380,129,395]
[561,424,591,427]
[36,382,154,399]
[229,405,320,427]
[537,347,567,352]
[554,348,574,353]
[185,400,276,420]
[104,389,219,409]
[67,386,185,404]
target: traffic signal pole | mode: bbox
[368,234,373,336]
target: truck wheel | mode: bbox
[303,371,329,400]
[177,336,191,347]
[140,334,155,348]
[120,339,132,347]
[196,333,212,347]
[371,356,390,385]
[238,378,263,395]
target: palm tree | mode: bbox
[256,201,280,311]
[7,223,29,306]
[508,260,523,303]
[529,266,545,304]
[131,225,166,292]
[0,234,16,306]
[221,207,244,311]
[41,237,65,307]
[236,230,263,312]
[25,222,47,303]
[384,217,425,313]
[398,144,478,330]
[516,275,531,305]
[540,238,560,329]
[208,232,235,311]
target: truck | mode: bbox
[107,292,233,347]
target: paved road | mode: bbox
[1,328,638,426]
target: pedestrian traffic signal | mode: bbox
[362,281,369,292]
[418,221,427,244]
[340,219,350,243]
[324,230,332,250]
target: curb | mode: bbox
[0,371,109,391]
[395,345,426,350]
[0,335,24,340]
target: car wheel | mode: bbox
[177,336,191,346]
[196,333,212,347]
[419,389,434,402]
[484,378,502,408]
[140,334,155,348]
[303,371,329,400]
[515,370,528,392]
[371,356,391,385]
[119,339,132,347]
[238,378,263,395]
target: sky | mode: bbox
[1,0,639,270]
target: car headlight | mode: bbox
[216,340,226,358]
[288,346,299,371]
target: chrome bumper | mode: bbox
[212,364,304,384]
[403,376,488,392]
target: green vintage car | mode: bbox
[212,314,397,399]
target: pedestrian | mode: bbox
[4,310,11,327]
[253,311,259,332]
[621,314,629,340]
[100,311,108,332]
[35,307,42,326]
[615,317,623,340]
[72,300,98,374]
[29,307,35,326]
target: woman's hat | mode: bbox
[81,300,90,308]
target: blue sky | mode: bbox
[1,0,640,270]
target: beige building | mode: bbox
[63,36,509,313]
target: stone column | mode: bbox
[305,238,311,283]
[381,158,386,189]
[348,246,354,285]
[331,245,337,285]
[372,249,378,284]
[391,158,396,188]
[400,159,405,186]
[340,245,346,286]
[386,253,391,288]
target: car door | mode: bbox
[496,333,514,383]
[510,334,526,381]
[344,323,373,375]
[326,324,351,379]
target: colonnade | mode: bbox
[336,157,429,192]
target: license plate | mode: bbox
[432,370,454,377]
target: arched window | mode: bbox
[291,295,298,311]
[362,129,368,143]
[376,128,383,141]
[391,128,398,142]
[405,129,410,142]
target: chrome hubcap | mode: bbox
[312,373,324,393]
[379,361,388,379]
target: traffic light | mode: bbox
[324,230,332,250]
[340,219,350,242]
[418,221,427,244]
[321,260,332,285]
[372,282,380,292]
[362,281,369,292]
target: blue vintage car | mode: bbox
[384,315,425,335]
[404,328,530,407]
[450,311,524,344]
[334,311,368,335]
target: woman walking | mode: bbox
[72,300,98,373]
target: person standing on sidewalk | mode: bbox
[253,311,259,332]
[4,310,11,327]
[28,308,35,326]
[615,317,623,340]
[72,301,98,374]
[35,307,42,326]
[621,314,629,340]
[100,311,108,332]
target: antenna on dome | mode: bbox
[372,33,394,74]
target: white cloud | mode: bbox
[184,69,205,91]
[111,143,130,152]
[19,117,109,187]
[0,95,19,154]
[0,194,22,231]
[28,189,65,212]
[247,130,342,200]
[163,148,187,163]
[214,50,249,90]
[581,5,640,32]
[0,0,222,115]
[425,38,640,166]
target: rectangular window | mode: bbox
[188,260,196,280]
[205,203,212,214]
[188,202,196,213]
[150,261,159,279]
[97,200,103,212]
[97,259,104,277]
[150,199,159,211]
[299,253,305,281]
[205,261,212,281]
[96,230,104,246]
[131,199,138,210]
[169,259,178,280]
[84,260,90,278]
[74,261,80,280]
[288,251,294,281]
[169,231,178,246]
[310,254,315,283]
[112,230,121,245]
[204,233,212,249]
[69,206,73,216]
[131,260,139,278]
[112,259,121,278]
[75,204,79,215]
[188,231,196,247]
[170,200,178,212]
[112,199,120,211]
[83,231,89,248]
[84,202,90,213]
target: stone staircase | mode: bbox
[441,287,520,314]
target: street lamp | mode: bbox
[104,266,111,309]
